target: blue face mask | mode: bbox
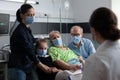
[25,16,34,24]
[52,37,63,46]
[93,40,99,46]
[37,49,47,56]
[72,36,81,44]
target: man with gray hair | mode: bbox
[68,25,96,61]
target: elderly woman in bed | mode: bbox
[48,31,83,71]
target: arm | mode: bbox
[88,40,96,55]
[54,60,80,71]
[37,62,59,73]
[78,56,84,63]
[78,56,85,66]
[37,62,51,73]
[78,56,85,71]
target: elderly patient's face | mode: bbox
[50,33,61,41]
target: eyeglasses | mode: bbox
[71,34,80,36]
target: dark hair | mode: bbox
[16,4,33,22]
[89,7,120,41]
[35,39,47,49]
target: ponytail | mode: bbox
[106,27,120,41]
[16,9,22,22]
[90,7,120,41]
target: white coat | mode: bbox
[82,40,120,80]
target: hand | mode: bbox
[50,67,60,73]
[78,56,85,68]
[70,65,81,71]
[43,67,58,73]
[78,56,84,63]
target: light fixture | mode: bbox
[64,0,70,10]
[4,0,39,4]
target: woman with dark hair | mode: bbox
[82,7,120,80]
[8,4,59,80]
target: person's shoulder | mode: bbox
[49,46,58,51]
[49,46,56,49]
[67,47,72,51]
[86,50,106,64]
[68,42,73,48]
[82,38,93,43]
[12,24,23,35]
[85,52,100,64]
[82,38,92,41]
[16,23,25,32]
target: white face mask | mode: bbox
[92,36,100,46]
[91,31,99,45]
[91,28,100,45]
[37,49,47,56]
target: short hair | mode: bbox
[89,7,120,41]
[35,39,47,48]
[71,25,83,33]
[49,30,60,38]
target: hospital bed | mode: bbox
[0,45,10,80]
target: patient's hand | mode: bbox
[78,56,84,63]
[70,65,81,71]
[78,56,85,67]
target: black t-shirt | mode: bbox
[36,55,57,80]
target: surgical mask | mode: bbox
[72,36,81,44]
[92,35,99,45]
[52,37,63,46]
[93,40,99,46]
[37,49,47,56]
[25,16,34,24]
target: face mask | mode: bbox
[93,40,99,46]
[52,37,63,46]
[25,16,34,24]
[92,33,99,45]
[37,49,47,56]
[72,36,81,44]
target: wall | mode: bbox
[0,0,74,48]
[0,0,111,23]
[0,0,111,48]
[0,0,74,22]
[71,0,111,22]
